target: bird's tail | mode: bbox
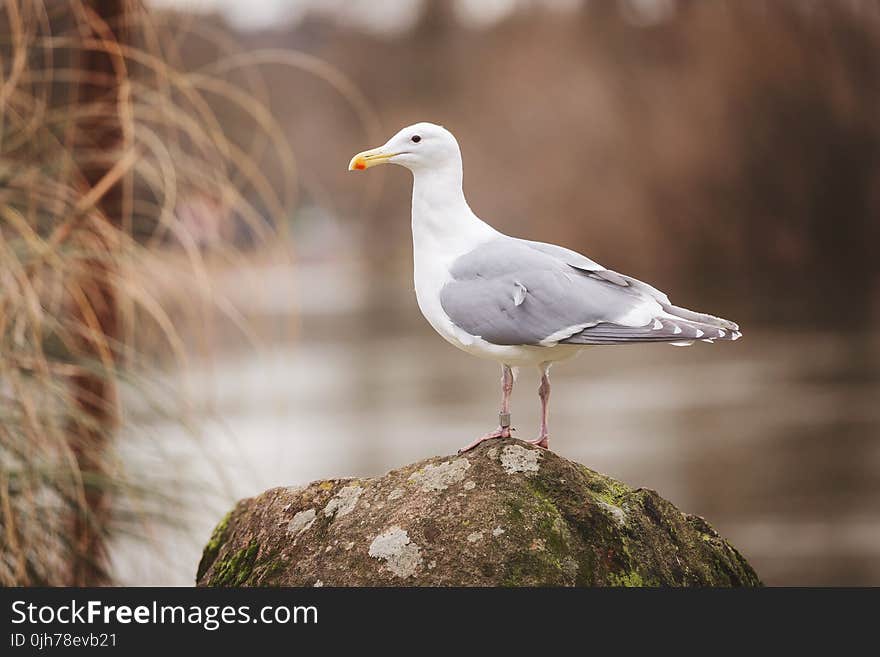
[563,305,741,346]
[660,303,739,332]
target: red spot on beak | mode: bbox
[354,161,366,170]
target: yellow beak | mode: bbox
[348,146,397,171]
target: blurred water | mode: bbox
[113,297,880,586]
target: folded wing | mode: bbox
[439,236,740,347]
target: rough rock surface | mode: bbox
[196,439,760,587]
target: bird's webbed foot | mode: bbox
[457,424,513,454]
[527,434,549,449]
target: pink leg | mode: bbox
[528,364,551,449]
[458,364,514,453]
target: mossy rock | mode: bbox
[196,439,760,587]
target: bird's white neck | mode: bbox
[410,163,497,260]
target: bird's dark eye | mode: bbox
[411,135,421,143]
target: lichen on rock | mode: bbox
[499,444,541,475]
[323,485,363,518]
[368,526,423,578]
[407,458,470,491]
[287,508,316,536]
[196,439,761,587]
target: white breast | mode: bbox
[411,216,489,355]
[412,267,470,350]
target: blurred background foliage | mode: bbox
[1,0,879,586]
[224,0,880,327]
[0,0,372,585]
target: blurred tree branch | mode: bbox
[66,0,134,586]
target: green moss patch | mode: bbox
[196,510,233,582]
[208,540,260,587]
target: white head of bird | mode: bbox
[349,121,475,227]
[349,122,462,175]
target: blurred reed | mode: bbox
[0,0,378,585]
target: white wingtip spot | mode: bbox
[718,329,726,338]
[732,331,742,341]
[673,325,682,334]
[694,329,704,338]
[652,318,663,330]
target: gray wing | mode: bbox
[440,237,653,346]
[439,236,739,346]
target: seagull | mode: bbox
[349,122,741,453]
